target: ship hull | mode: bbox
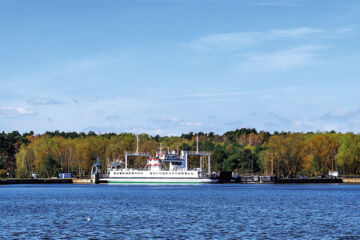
[100,177,218,184]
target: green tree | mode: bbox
[41,155,60,178]
[336,134,360,175]
[212,145,227,171]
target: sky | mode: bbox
[1,0,360,136]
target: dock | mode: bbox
[342,177,360,184]
[72,179,93,184]
[273,178,343,184]
[0,178,73,185]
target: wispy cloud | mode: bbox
[27,98,64,106]
[190,87,312,102]
[147,117,203,128]
[188,27,324,53]
[189,32,261,53]
[0,106,36,116]
[191,90,259,97]
[226,120,244,126]
[105,114,122,121]
[270,27,323,37]
[261,108,360,133]
[239,45,328,71]
[318,108,360,125]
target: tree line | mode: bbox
[0,129,359,178]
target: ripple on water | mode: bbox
[1,184,360,239]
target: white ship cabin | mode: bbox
[146,158,162,171]
[156,150,186,171]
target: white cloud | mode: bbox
[27,98,63,106]
[270,27,323,37]
[0,107,36,116]
[189,32,261,53]
[188,27,324,53]
[326,108,350,117]
[179,121,202,127]
[192,90,258,97]
[238,45,328,71]
[147,117,203,129]
[105,114,122,121]
[264,108,360,133]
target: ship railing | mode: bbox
[125,152,150,156]
[186,151,211,155]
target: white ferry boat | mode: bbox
[99,149,218,184]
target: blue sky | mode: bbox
[1,0,360,135]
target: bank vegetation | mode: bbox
[0,129,359,178]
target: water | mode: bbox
[1,184,360,239]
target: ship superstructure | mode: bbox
[99,136,217,184]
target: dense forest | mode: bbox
[1,129,360,178]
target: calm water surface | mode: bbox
[1,184,360,239]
